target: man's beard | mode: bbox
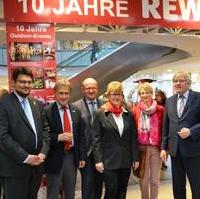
[16,90,30,98]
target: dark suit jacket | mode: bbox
[45,102,86,174]
[93,108,139,170]
[161,90,200,157]
[73,98,103,156]
[0,92,50,177]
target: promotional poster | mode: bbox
[6,23,56,102]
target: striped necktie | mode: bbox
[177,95,185,117]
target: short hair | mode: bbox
[54,79,71,92]
[0,88,8,99]
[106,81,123,96]
[12,67,33,81]
[81,78,98,88]
[172,71,191,85]
[138,82,153,95]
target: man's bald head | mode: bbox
[81,78,98,101]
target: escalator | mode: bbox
[57,41,125,70]
[58,42,189,102]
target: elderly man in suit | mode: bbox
[0,67,50,199]
[73,78,104,199]
[160,71,200,199]
[45,79,86,199]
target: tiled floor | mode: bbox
[75,159,192,199]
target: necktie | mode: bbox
[177,95,185,118]
[21,99,37,148]
[62,106,72,150]
[89,101,96,123]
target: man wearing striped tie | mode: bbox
[161,71,200,199]
[73,78,104,199]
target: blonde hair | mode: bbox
[173,71,191,85]
[54,79,71,92]
[138,82,153,95]
[106,81,123,96]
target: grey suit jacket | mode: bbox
[0,92,50,177]
[161,90,200,157]
[73,98,103,156]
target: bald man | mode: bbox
[73,78,104,199]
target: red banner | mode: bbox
[4,0,200,29]
[6,23,56,102]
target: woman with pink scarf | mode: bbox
[133,83,164,199]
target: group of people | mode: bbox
[0,67,200,199]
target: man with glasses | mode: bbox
[161,71,200,199]
[0,67,50,199]
[73,78,104,199]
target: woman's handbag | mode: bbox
[133,149,146,179]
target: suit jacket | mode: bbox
[0,92,50,177]
[45,102,86,174]
[93,108,139,170]
[73,98,103,156]
[161,90,200,157]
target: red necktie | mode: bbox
[62,106,72,150]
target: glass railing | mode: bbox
[57,41,126,72]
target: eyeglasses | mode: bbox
[173,79,186,83]
[109,93,123,97]
[84,87,97,91]
[16,80,33,85]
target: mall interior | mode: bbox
[0,0,199,198]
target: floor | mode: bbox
[75,159,192,199]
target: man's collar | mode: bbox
[177,90,189,99]
[56,102,69,109]
[85,98,97,104]
[14,91,27,103]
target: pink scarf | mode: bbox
[137,100,160,146]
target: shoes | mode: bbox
[161,162,168,170]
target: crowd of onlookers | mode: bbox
[0,67,199,199]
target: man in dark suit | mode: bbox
[45,79,86,199]
[0,67,50,199]
[73,78,104,199]
[161,71,200,199]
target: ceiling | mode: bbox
[1,0,200,89]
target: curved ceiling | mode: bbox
[1,0,200,96]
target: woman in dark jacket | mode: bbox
[93,81,139,199]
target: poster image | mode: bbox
[6,23,56,102]
[43,42,56,61]
[9,42,43,62]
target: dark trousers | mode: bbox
[47,150,77,199]
[103,168,131,199]
[0,178,5,199]
[4,170,42,199]
[80,155,103,199]
[171,150,200,199]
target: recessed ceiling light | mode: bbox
[167,69,172,72]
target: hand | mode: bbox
[58,132,73,142]
[38,153,46,161]
[26,155,44,166]
[79,161,86,168]
[95,162,104,173]
[178,128,191,139]
[160,150,168,162]
[133,161,140,170]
